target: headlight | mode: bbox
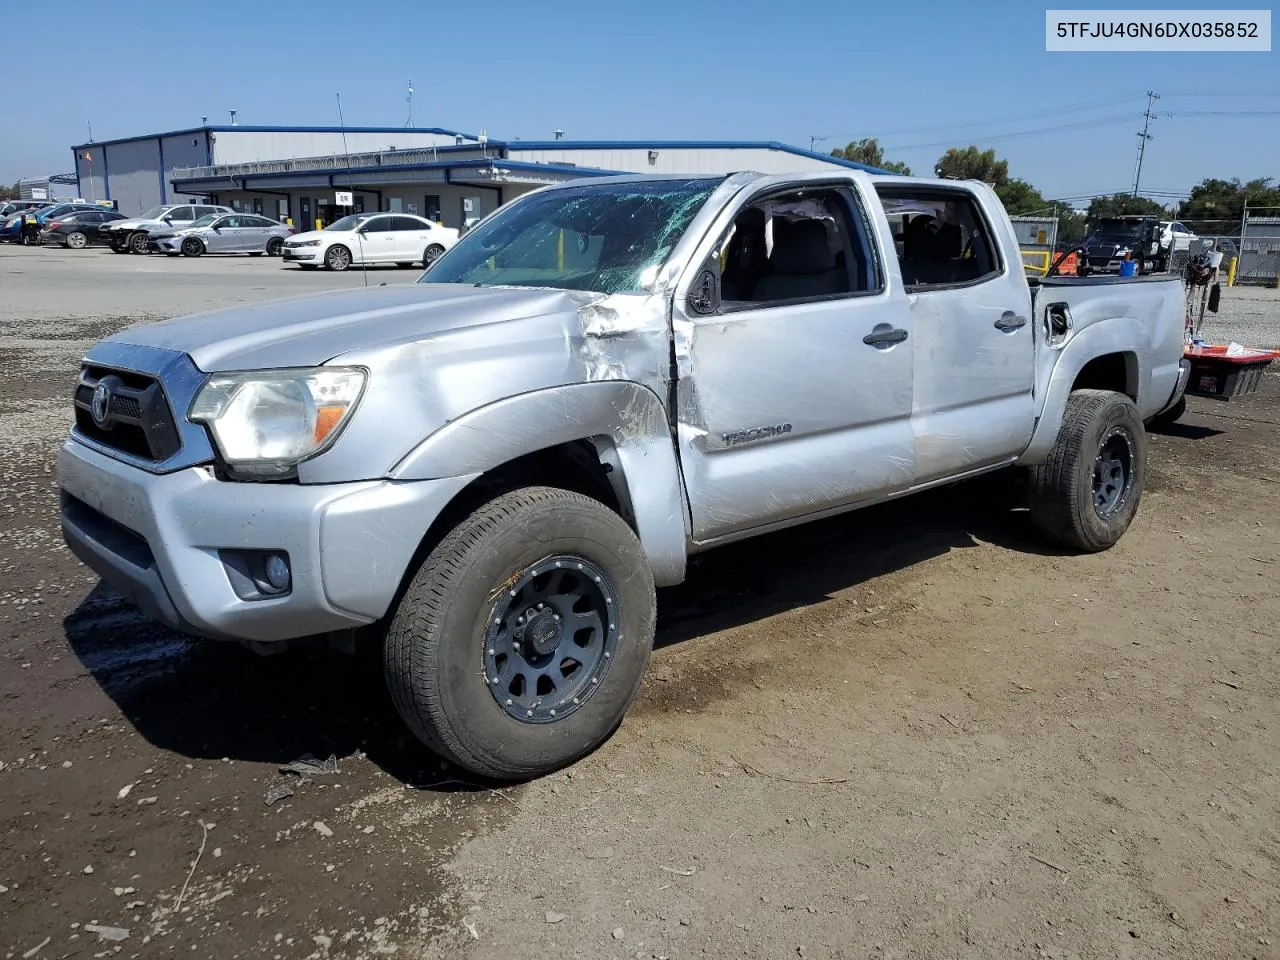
[189,367,366,478]
[289,239,320,248]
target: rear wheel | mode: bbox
[66,231,88,250]
[325,244,351,271]
[1027,389,1146,552]
[265,237,284,257]
[180,237,204,258]
[384,486,656,781]
[128,231,150,255]
[423,243,446,266]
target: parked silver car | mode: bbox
[149,214,295,257]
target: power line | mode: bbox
[885,113,1136,151]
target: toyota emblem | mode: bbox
[91,382,111,427]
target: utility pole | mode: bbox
[1132,90,1160,197]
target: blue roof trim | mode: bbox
[71,125,479,151]
[509,140,889,174]
[170,157,630,189]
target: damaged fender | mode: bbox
[388,381,688,586]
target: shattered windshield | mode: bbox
[419,178,720,294]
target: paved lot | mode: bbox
[1,246,1278,960]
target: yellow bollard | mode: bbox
[316,219,323,231]
[1226,256,1238,287]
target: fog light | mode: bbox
[263,553,291,593]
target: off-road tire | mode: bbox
[1028,389,1146,552]
[384,486,656,781]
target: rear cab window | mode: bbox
[874,186,1004,290]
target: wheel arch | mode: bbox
[1020,317,1150,465]
[390,381,689,586]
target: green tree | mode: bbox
[1057,210,1088,245]
[995,178,1048,216]
[830,138,911,175]
[0,181,20,199]
[1181,177,1280,220]
[934,146,1009,186]
[1085,193,1167,220]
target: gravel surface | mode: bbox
[1,245,1278,960]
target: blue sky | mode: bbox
[3,0,1275,206]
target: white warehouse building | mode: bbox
[70,124,884,230]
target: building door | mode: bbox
[252,197,264,215]
[299,197,312,233]
[461,195,482,229]
[424,194,441,223]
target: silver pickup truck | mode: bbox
[58,171,1190,780]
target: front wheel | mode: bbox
[180,237,204,258]
[325,244,351,271]
[1027,389,1146,552]
[384,487,656,781]
[128,231,150,254]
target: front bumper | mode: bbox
[58,439,473,643]
[282,245,321,262]
[150,236,181,252]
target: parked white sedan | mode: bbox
[281,213,459,271]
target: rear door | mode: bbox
[240,215,272,252]
[672,176,916,544]
[391,216,429,260]
[874,183,1035,484]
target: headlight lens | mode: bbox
[190,367,366,477]
[290,239,320,248]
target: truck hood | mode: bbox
[102,283,606,371]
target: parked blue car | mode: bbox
[0,202,107,242]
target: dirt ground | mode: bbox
[1,247,1278,960]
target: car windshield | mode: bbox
[419,178,720,294]
[1093,219,1145,241]
[326,215,369,232]
[189,214,219,228]
[137,206,167,220]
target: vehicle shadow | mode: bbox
[60,471,1060,784]
[1148,420,1225,440]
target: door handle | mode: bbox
[995,311,1027,332]
[863,327,909,347]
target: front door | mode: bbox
[673,180,916,544]
[353,215,396,263]
[875,184,1035,484]
[299,197,312,233]
[205,215,239,252]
